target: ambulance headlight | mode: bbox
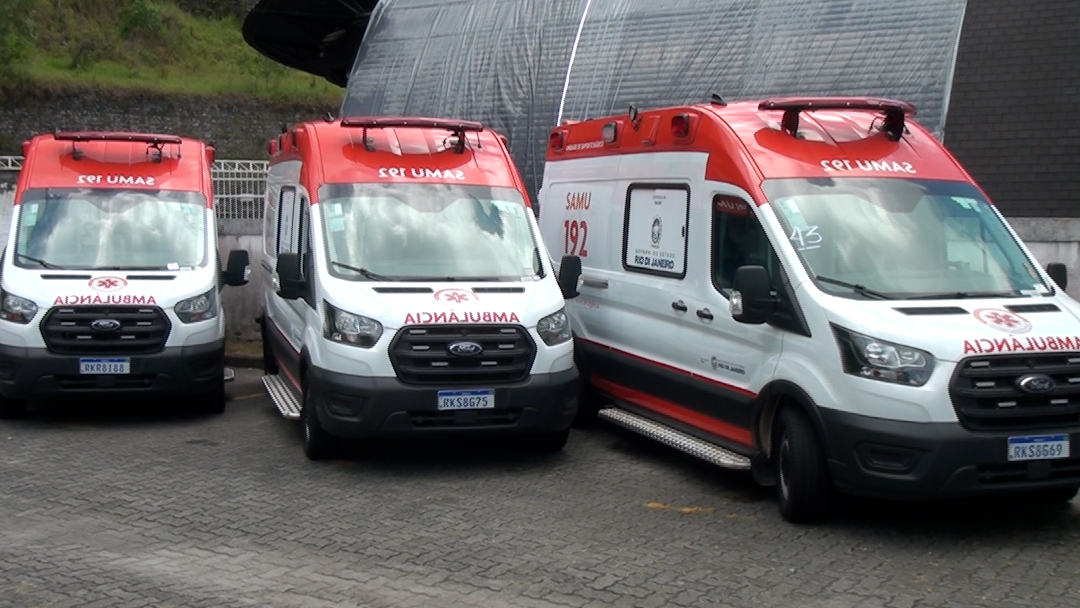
[832,325,934,386]
[324,301,382,348]
[0,290,37,324]
[537,308,571,346]
[175,289,218,323]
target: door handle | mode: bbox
[582,277,609,289]
[696,308,714,320]
[671,300,688,312]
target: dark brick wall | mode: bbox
[946,1,1080,217]
[0,86,338,159]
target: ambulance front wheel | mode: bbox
[531,427,571,452]
[774,406,832,524]
[196,379,227,415]
[302,383,338,461]
[1028,486,1079,503]
[0,395,28,419]
[261,315,279,375]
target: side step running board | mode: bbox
[262,374,302,420]
[599,407,751,470]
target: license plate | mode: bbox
[1007,434,1070,461]
[437,389,495,411]
[79,358,131,375]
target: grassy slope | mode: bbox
[1,0,343,106]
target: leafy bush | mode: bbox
[0,0,35,77]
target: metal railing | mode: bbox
[0,156,268,220]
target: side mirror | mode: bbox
[557,255,582,299]
[731,265,771,325]
[1047,262,1068,290]
[276,252,305,300]
[221,249,250,287]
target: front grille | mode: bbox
[41,306,170,355]
[55,374,157,389]
[389,324,535,385]
[950,353,1080,431]
[409,409,523,428]
[977,458,1080,484]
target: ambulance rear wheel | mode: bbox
[0,395,28,419]
[302,384,337,461]
[774,406,832,524]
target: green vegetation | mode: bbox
[0,0,342,106]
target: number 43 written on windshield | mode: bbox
[564,219,590,257]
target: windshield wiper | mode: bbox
[907,290,1024,300]
[331,261,394,281]
[815,275,893,300]
[15,253,66,269]
[408,276,510,282]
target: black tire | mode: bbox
[301,384,337,461]
[573,375,602,428]
[0,395,29,420]
[1028,486,1079,503]
[196,379,227,415]
[261,316,279,375]
[572,338,602,428]
[531,428,571,452]
[774,406,832,523]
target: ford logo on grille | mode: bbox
[448,341,483,357]
[90,318,121,332]
[1017,374,1056,394]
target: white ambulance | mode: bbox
[540,97,1080,522]
[259,117,578,460]
[0,131,250,418]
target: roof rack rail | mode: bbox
[53,131,184,145]
[340,117,484,132]
[758,97,916,141]
[340,117,484,153]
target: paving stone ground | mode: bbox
[3,368,1080,608]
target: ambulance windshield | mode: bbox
[14,188,207,270]
[319,183,541,281]
[764,178,1050,299]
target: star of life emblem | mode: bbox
[974,308,1032,334]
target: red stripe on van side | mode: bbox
[592,376,754,447]
[578,337,757,399]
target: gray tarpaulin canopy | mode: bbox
[254,0,969,201]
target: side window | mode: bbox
[277,187,299,255]
[712,195,780,295]
[298,202,311,279]
[263,185,279,258]
[621,184,689,279]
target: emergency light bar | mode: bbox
[758,97,916,141]
[53,131,184,145]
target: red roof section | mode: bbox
[16,132,215,205]
[547,97,978,203]
[271,118,529,204]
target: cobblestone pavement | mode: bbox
[3,368,1080,608]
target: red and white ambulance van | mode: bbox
[0,131,250,418]
[259,117,578,459]
[540,97,1080,522]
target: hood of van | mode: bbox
[822,296,1080,362]
[13,269,216,310]
[327,280,563,330]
